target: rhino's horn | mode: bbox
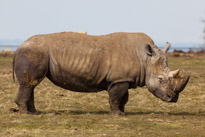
[175,76,190,93]
[169,69,180,77]
[162,42,171,53]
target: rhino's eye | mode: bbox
[158,76,163,83]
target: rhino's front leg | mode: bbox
[108,82,129,115]
[119,91,129,112]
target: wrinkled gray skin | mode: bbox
[13,32,189,115]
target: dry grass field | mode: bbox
[0,54,205,137]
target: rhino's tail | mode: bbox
[12,54,16,82]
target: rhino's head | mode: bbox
[145,42,189,102]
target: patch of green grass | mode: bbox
[0,56,205,137]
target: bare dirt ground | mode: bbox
[0,51,205,137]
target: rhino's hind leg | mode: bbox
[14,51,48,114]
[27,88,37,113]
[14,85,37,114]
[108,82,129,115]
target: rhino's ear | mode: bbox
[162,42,171,53]
[145,44,154,56]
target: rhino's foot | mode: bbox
[18,109,32,114]
[110,110,125,116]
[31,111,41,115]
[28,105,37,114]
[18,105,39,115]
[18,109,40,115]
[15,103,39,115]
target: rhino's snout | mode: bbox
[167,94,178,103]
[164,76,189,103]
[162,91,178,103]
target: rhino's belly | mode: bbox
[46,68,108,92]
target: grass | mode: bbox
[0,56,205,137]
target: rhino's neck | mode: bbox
[135,49,147,87]
[138,63,146,87]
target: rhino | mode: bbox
[13,32,189,115]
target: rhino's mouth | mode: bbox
[153,90,178,103]
[152,90,164,100]
[162,93,178,103]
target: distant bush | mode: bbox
[0,51,15,57]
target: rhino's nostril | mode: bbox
[167,95,172,101]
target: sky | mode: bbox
[0,0,205,44]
